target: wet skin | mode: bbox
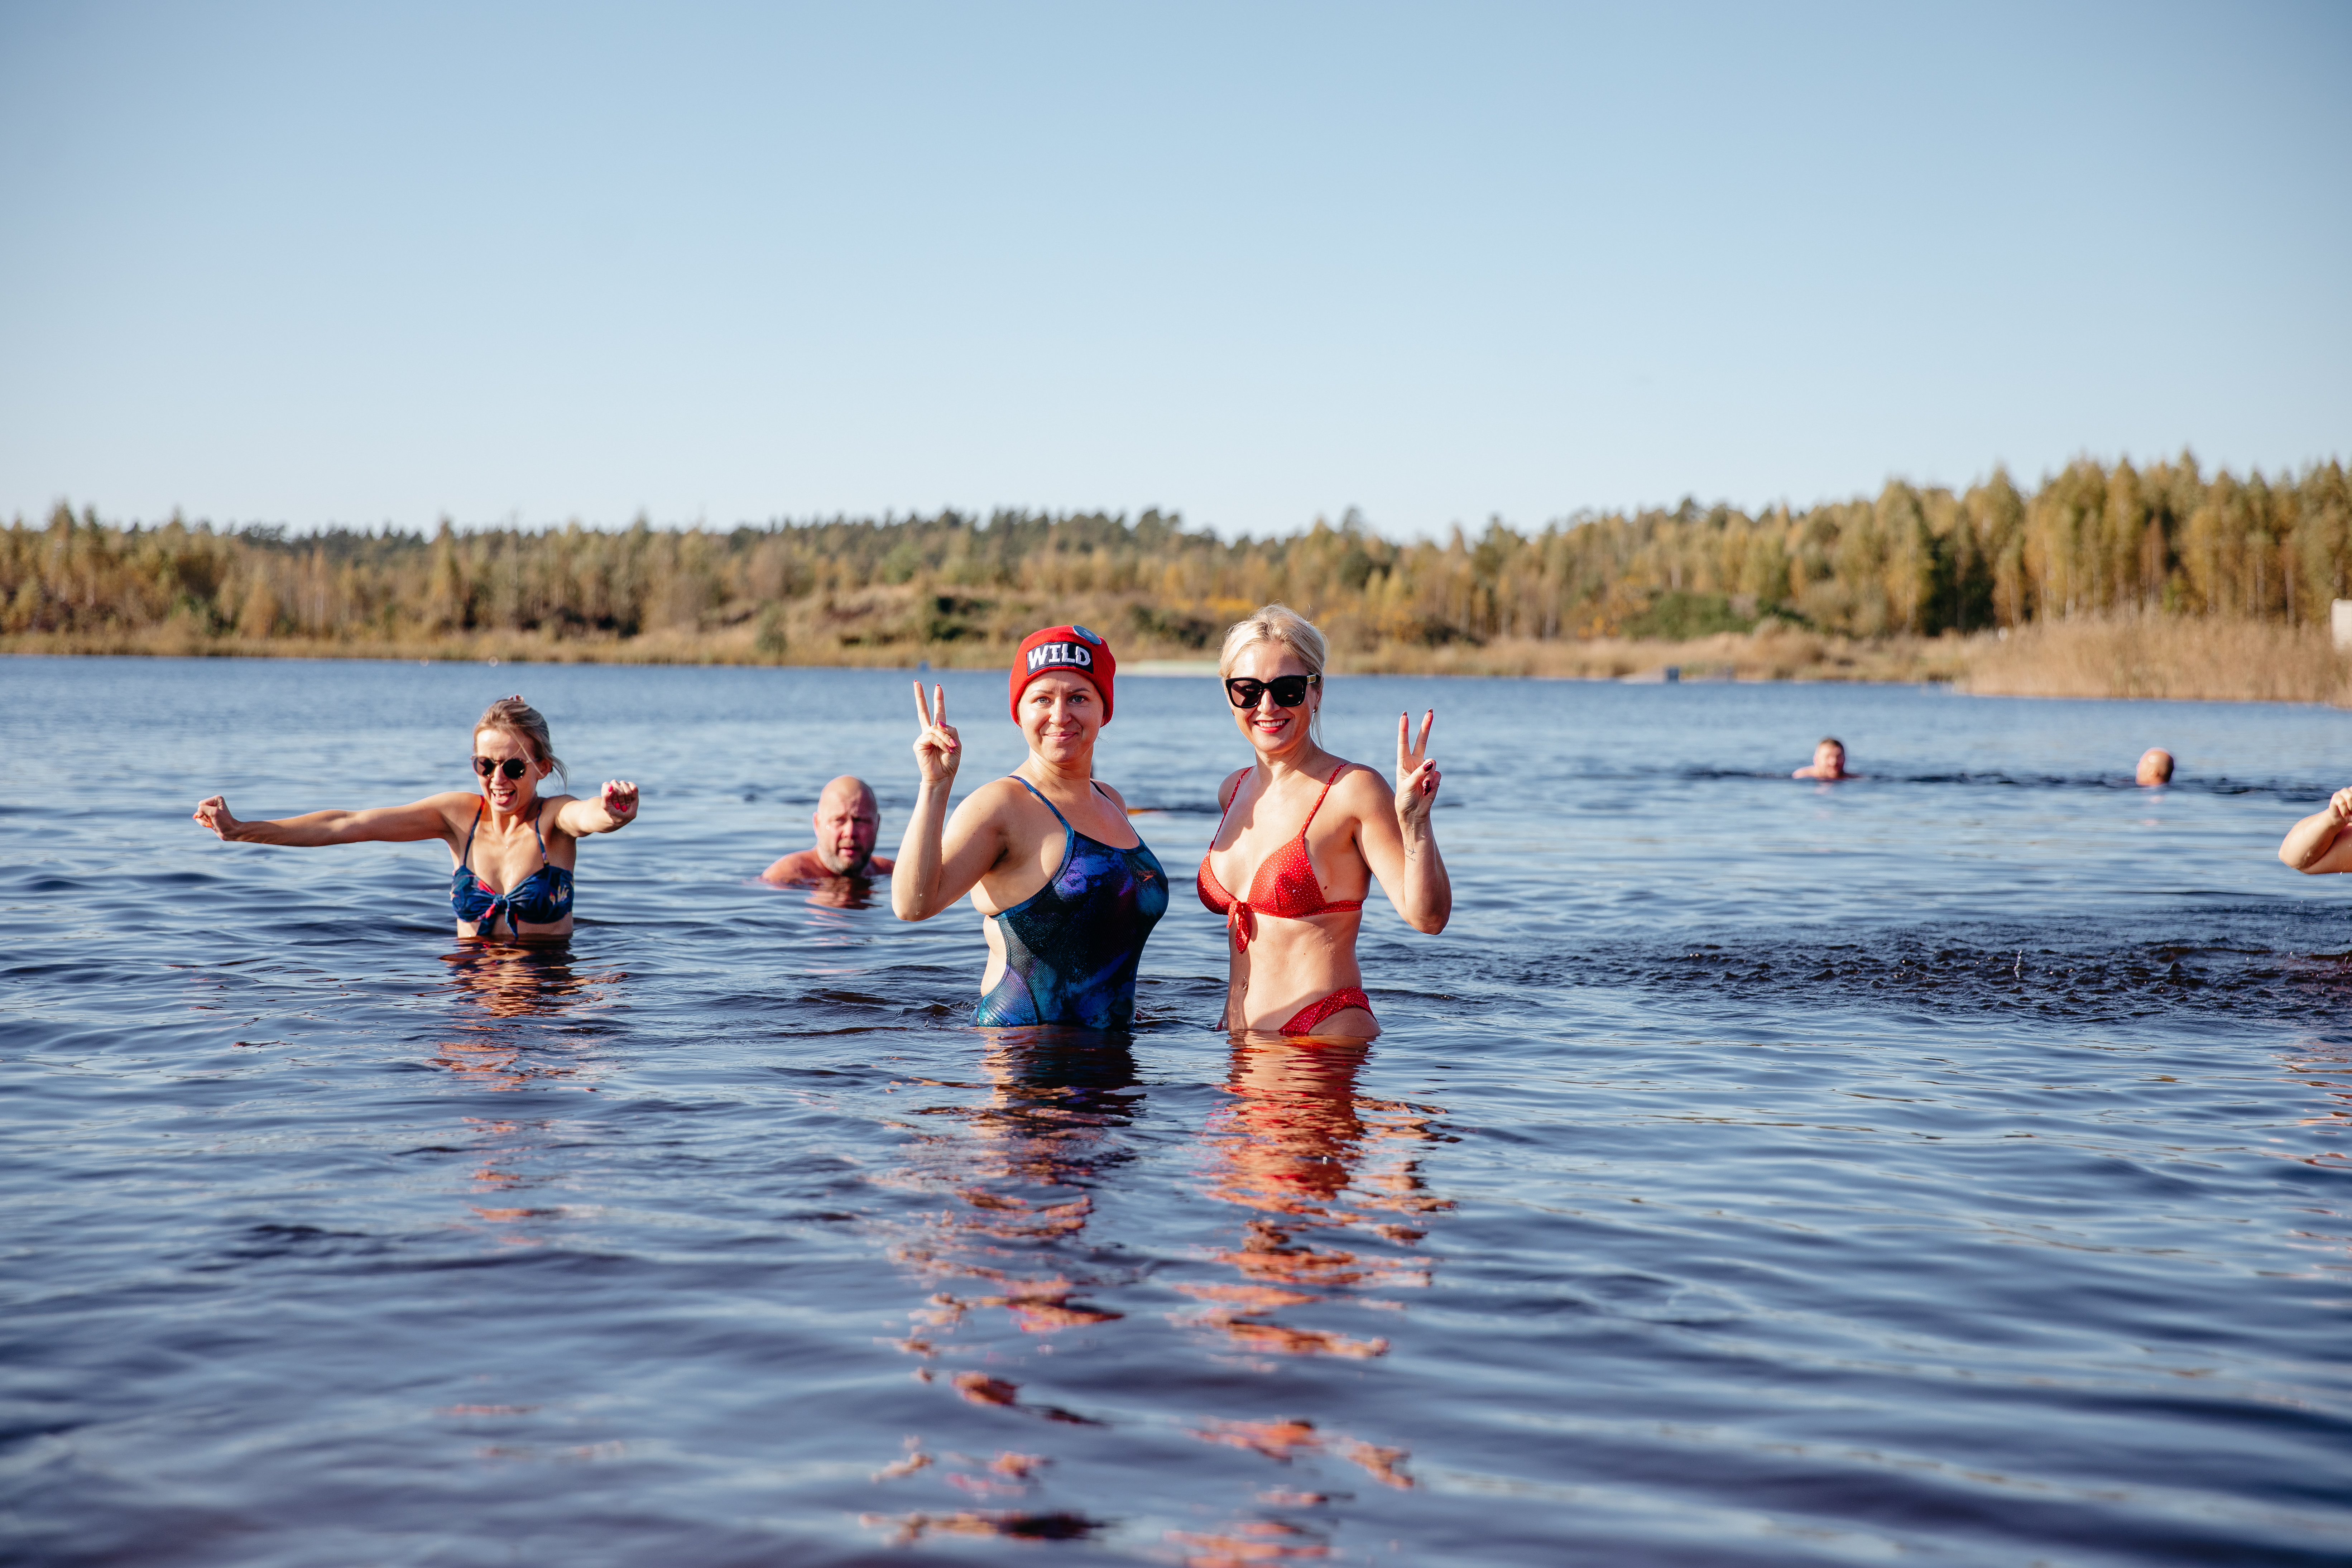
[2280,785,2352,874]
[191,727,639,940]
[1205,643,1449,1039]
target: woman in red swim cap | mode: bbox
[1196,605,1450,1037]
[890,626,1170,1030]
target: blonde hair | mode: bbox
[475,695,566,785]
[1219,604,1328,743]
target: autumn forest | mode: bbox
[5,455,2349,700]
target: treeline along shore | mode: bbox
[6,454,2349,704]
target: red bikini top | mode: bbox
[1197,763,1365,950]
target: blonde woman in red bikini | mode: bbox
[1198,605,1451,1038]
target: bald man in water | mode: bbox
[2136,748,2175,785]
[763,775,894,885]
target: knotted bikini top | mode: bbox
[449,802,574,936]
[1196,762,1364,950]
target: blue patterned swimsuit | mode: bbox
[450,802,573,937]
[974,778,1168,1030]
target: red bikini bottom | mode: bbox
[1279,986,1374,1036]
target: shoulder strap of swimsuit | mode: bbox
[531,802,548,857]
[460,801,483,865]
[1299,761,1350,834]
[1211,769,1246,836]
[1009,775,1072,831]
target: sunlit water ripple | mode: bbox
[2,656,2347,1565]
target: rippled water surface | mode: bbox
[4,656,2349,1565]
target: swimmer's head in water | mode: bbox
[1813,738,1846,777]
[1219,604,1328,745]
[813,775,881,874]
[2136,747,2175,785]
[474,696,566,789]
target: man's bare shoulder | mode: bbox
[761,849,831,885]
[763,849,895,885]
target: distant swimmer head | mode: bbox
[2136,747,2175,786]
[1794,737,1849,780]
[473,695,565,809]
[1220,604,1328,748]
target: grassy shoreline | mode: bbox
[8,614,2346,705]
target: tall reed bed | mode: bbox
[1958,616,2347,704]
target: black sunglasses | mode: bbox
[1224,674,1319,709]
[472,756,531,780]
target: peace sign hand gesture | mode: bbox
[1396,709,1440,831]
[912,682,962,789]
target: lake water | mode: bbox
[3,655,2348,1566]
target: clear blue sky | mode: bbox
[2,1,2345,540]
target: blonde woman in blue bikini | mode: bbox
[191,696,638,941]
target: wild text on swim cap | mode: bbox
[1027,642,1094,673]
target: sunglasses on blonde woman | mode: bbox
[472,756,531,780]
[1224,674,1318,709]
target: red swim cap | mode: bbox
[1009,625,1115,723]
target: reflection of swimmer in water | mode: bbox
[892,627,1168,1029]
[440,942,616,1020]
[2279,786,2352,874]
[1197,606,1450,1039]
[191,696,638,941]
[892,1034,1142,1334]
[2136,748,2175,786]
[1181,1037,1449,1361]
[1792,736,1859,780]
[864,1035,1435,1541]
[764,774,895,885]
[431,944,621,1087]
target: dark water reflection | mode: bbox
[3,657,2349,1564]
[430,945,627,1089]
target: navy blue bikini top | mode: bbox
[450,802,574,936]
[974,777,1167,1031]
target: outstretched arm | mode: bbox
[891,683,1004,920]
[1354,710,1451,934]
[2281,788,2352,873]
[192,792,457,847]
[555,781,640,837]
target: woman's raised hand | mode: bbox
[2329,786,2352,824]
[1395,709,1440,830]
[600,780,640,825]
[192,795,243,841]
[912,682,962,788]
